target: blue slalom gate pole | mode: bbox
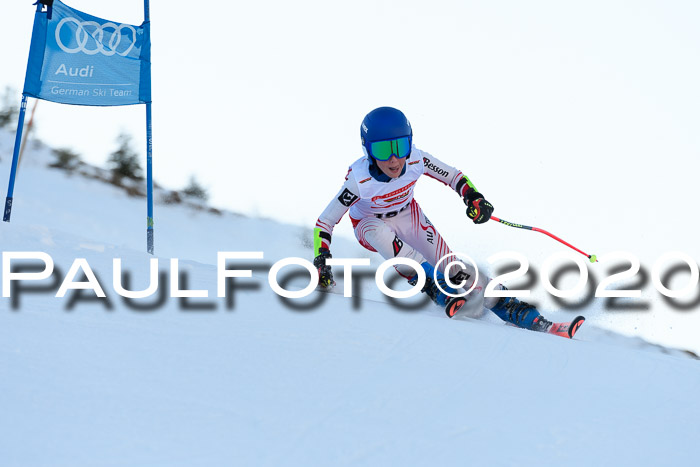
[4,0,42,222]
[145,0,154,254]
[146,102,154,254]
[3,95,29,222]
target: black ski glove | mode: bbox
[313,249,335,288]
[464,191,494,224]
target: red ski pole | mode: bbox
[491,216,598,263]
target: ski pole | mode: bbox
[490,216,598,263]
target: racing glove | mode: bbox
[464,191,494,224]
[313,249,335,288]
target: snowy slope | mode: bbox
[1,131,699,466]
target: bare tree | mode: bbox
[0,86,19,129]
[183,176,209,202]
[108,132,143,180]
[50,148,82,172]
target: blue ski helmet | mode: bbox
[361,107,413,161]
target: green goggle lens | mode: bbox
[370,137,411,161]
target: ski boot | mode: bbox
[490,293,552,331]
[531,315,554,332]
[409,261,466,318]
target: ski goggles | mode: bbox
[368,136,412,161]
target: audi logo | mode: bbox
[55,17,137,57]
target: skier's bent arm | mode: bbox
[313,175,359,256]
[419,149,494,224]
[419,149,477,197]
[313,173,360,287]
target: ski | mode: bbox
[546,315,585,339]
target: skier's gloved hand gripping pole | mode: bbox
[464,191,494,224]
[314,248,335,288]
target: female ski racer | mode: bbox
[312,106,554,332]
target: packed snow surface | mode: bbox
[1,132,699,466]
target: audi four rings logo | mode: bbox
[55,17,137,56]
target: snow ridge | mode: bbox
[1,129,699,466]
